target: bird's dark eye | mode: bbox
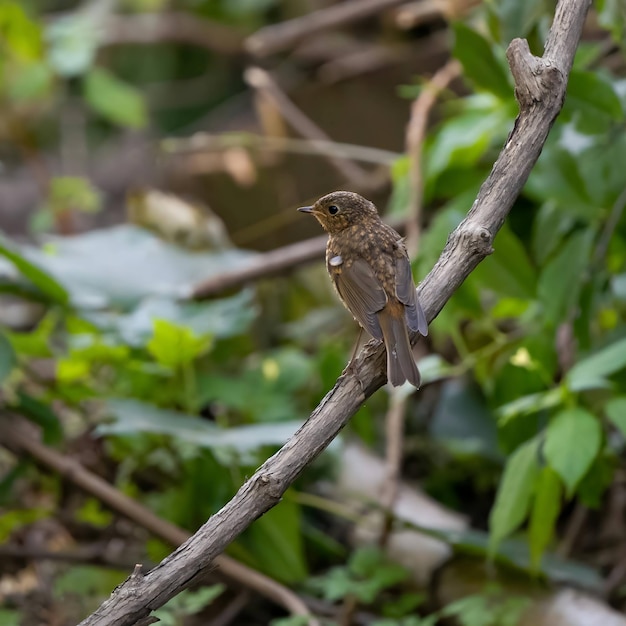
[328,205,339,215]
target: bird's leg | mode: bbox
[342,328,369,394]
[347,327,364,368]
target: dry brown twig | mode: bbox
[245,0,409,57]
[393,0,481,29]
[244,67,375,188]
[191,233,328,299]
[0,419,317,625]
[404,59,461,254]
[30,0,594,622]
[190,214,410,300]
[379,60,462,544]
[163,133,400,166]
[100,12,244,55]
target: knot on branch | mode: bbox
[449,222,493,258]
[254,472,284,500]
[506,38,565,111]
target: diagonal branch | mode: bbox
[77,1,592,624]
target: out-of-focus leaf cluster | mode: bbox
[392,8,626,571]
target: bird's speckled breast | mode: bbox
[326,220,405,295]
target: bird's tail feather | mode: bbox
[379,312,421,388]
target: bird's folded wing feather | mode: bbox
[395,253,429,336]
[334,258,387,340]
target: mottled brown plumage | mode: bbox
[298,191,428,387]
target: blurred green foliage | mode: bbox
[402,9,626,572]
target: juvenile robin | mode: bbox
[298,191,428,387]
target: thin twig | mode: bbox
[245,0,409,57]
[191,233,327,299]
[163,132,401,165]
[0,544,138,569]
[393,0,445,29]
[405,60,461,255]
[556,502,588,558]
[208,590,251,626]
[0,418,317,625]
[317,44,404,84]
[100,12,244,55]
[378,64,460,541]
[190,215,409,299]
[593,185,626,266]
[378,389,412,547]
[244,68,374,188]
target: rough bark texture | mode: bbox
[79,0,592,624]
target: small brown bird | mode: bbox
[299,191,428,387]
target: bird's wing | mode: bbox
[334,258,387,340]
[395,252,428,337]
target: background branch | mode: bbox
[0,418,316,624]
[404,59,460,254]
[244,68,375,188]
[245,0,409,57]
[76,0,592,623]
[100,13,244,55]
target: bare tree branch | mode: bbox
[404,59,461,255]
[163,133,400,166]
[191,233,327,299]
[76,0,592,623]
[244,68,375,188]
[245,0,409,57]
[100,13,244,55]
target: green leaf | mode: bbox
[15,225,255,310]
[567,336,626,391]
[426,103,512,183]
[0,332,17,384]
[0,610,19,626]
[0,507,50,542]
[531,202,575,265]
[308,566,355,602]
[452,23,512,99]
[153,586,225,622]
[45,176,101,215]
[8,61,54,103]
[605,397,626,438]
[12,391,62,444]
[496,387,564,424]
[537,229,593,326]
[544,408,601,496]
[46,13,98,77]
[489,437,541,554]
[472,223,536,299]
[99,399,301,463]
[237,498,308,583]
[147,319,211,368]
[597,0,626,43]
[492,0,546,44]
[0,237,69,305]
[564,70,624,130]
[0,2,43,60]
[529,466,562,572]
[53,565,126,599]
[100,290,256,346]
[442,588,531,626]
[84,68,147,128]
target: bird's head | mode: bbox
[298,191,379,234]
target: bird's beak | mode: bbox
[297,206,313,214]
